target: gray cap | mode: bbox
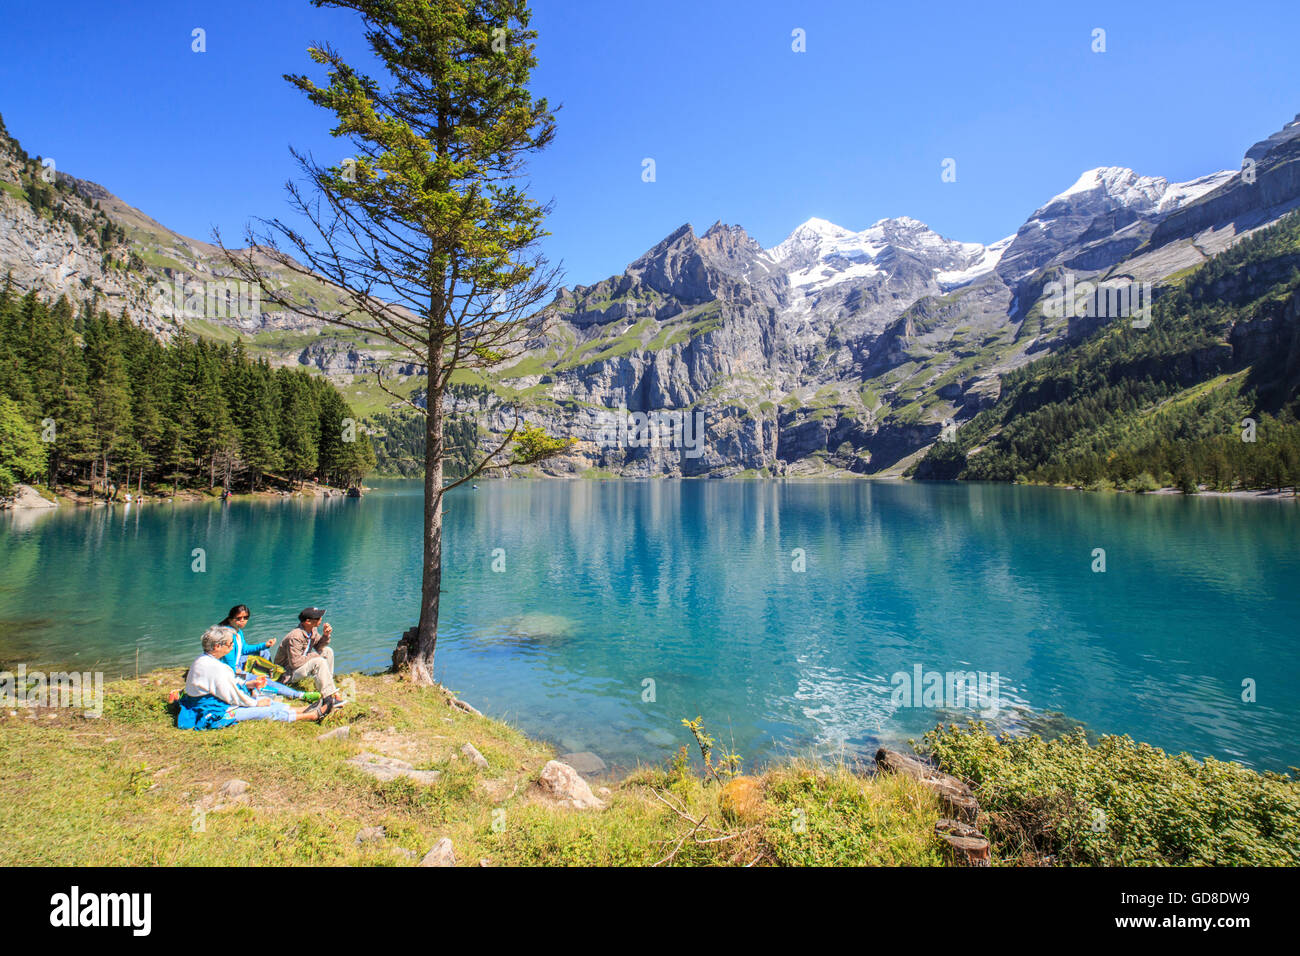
[298,606,326,622]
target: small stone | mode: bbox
[218,779,249,799]
[346,752,441,786]
[353,751,412,770]
[317,725,351,741]
[461,742,489,769]
[355,826,386,844]
[418,837,456,867]
[451,698,482,717]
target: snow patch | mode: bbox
[936,234,1015,288]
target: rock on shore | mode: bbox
[3,484,57,510]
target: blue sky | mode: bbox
[1,0,1298,288]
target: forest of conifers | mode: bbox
[0,281,376,496]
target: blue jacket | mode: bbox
[176,693,236,731]
[218,627,270,673]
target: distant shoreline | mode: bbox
[0,481,366,512]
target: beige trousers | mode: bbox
[288,645,336,697]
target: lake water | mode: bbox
[2,479,1297,773]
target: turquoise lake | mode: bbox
[1,479,1297,772]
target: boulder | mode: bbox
[6,484,56,510]
[875,748,979,822]
[535,760,606,810]
[418,837,456,867]
[354,826,386,844]
[557,751,607,776]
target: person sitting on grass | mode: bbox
[275,607,346,709]
[177,626,332,730]
[217,604,319,704]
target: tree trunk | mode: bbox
[409,378,445,686]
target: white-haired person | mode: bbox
[177,626,333,730]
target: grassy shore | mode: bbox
[0,670,946,867]
[3,669,1296,866]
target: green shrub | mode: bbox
[921,723,1300,866]
[1126,471,1159,492]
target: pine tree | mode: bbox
[0,395,46,495]
[238,359,282,489]
[84,314,134,499]
[222,0,572,683]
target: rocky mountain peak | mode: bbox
[1244,113,1300,163]
[623,220,767,301]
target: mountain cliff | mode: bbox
[4,109,1300,478]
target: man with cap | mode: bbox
[275,607,344,708]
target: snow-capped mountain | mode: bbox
[996,166,1235,285]
[6,104,1300,480]
[760,166,1237,303]
[767,215,1012,294]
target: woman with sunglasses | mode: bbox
[217,605,319,704]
